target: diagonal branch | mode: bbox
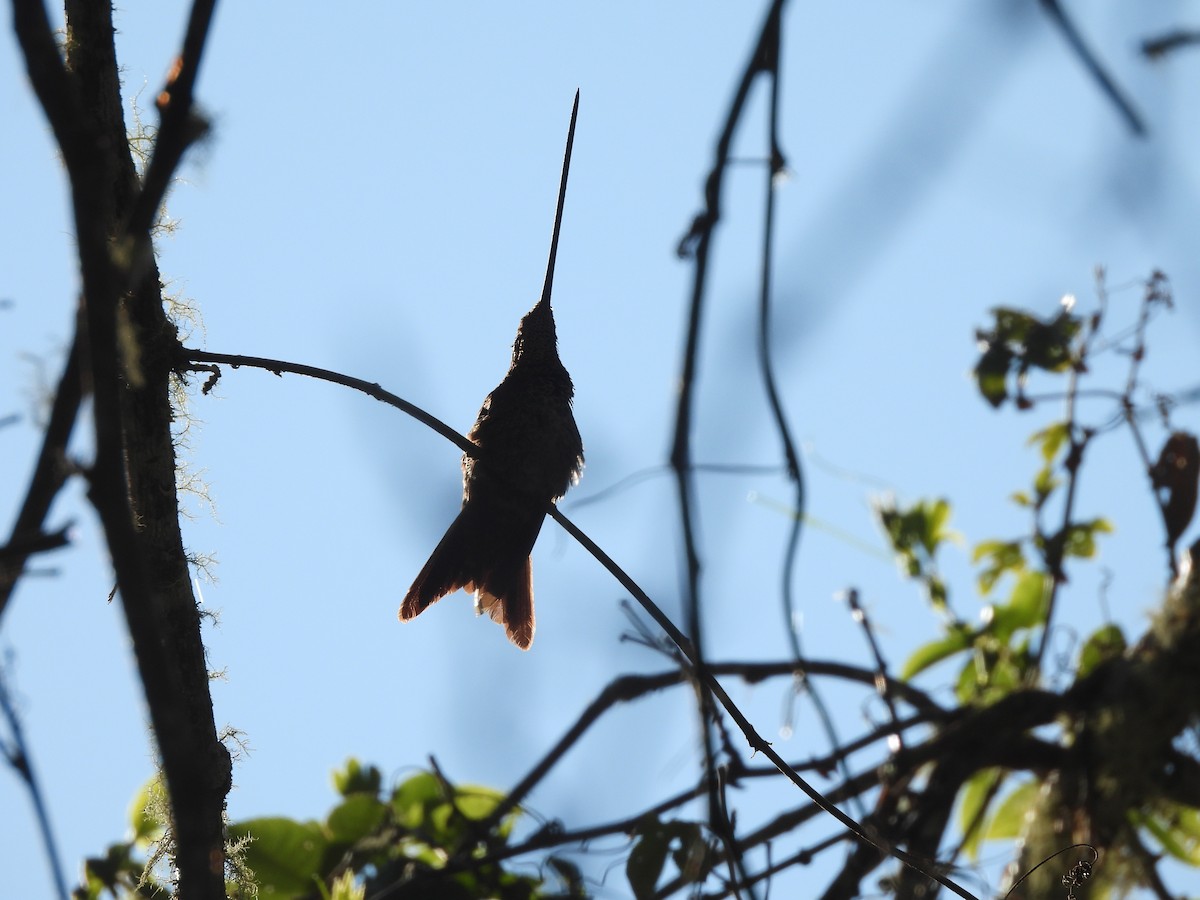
[11,0,88,168]
[0,664,69,900]
[124,0,218,248]
[0,330,83,624]
[1038,0,1147,136]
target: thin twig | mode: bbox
[1038,0,1147,136]
[0,331,83,624]
[1141,29,1200,59]
[0,526,72,564]
[1116,274,1179,576]
[701,833,852,900]
[748,0,860,820]
[1030,297,1100,674]
[754,0,805,626]
[0,665,69,900]
[843,589,904,750]
[568,462,784,512]
[125,0,218,242]
[1003,843,1097,900]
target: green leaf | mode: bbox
[1134,807,1200,865]
[989,308,1029,341]
[974,307,1081,407]
[81,843,140,900]
[958,768,1005,861]
[627,818,670,900]
[901,627,973,680]
[955,638,1031,705]
[128,776,167,845]
[1063,517,1114,560]
[1023,310,1081,372]
[547,856,588,897]
[454,783,506,822]
[429,799,465,845]
[974,343,1012,408]
[390,771,492,850]
[333,758,382,797]
[973,540,1025,596]
[929,577,949,612]
[391,771,444,830]
[1028,422,1070,463]
[984,780,1038,840]
[1077,624,1125,678]
[326,794,387,844]
[668,822,708,884]
[955,649,982,704]
[227,817,329,899]
[1173,804,1200,841]
[876,498,957,580]
[626,819,707,898]
[922,499,954,553]
[988,570,1049,640]
[1034,466,1060,504]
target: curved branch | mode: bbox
[183,348,475,455]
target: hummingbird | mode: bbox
[399,92,585,650]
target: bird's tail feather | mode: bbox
[400,498,540,650]
[473,556,534,650]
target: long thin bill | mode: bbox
[539,89,579,309]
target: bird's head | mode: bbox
[511,296,559,366]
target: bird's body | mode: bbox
[399,93,583,649]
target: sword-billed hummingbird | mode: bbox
[399,92,584,649]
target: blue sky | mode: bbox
[3,3,1199,898]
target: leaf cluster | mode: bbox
[230,759,567,900]
[76,760,588,900]
[973,306,1082,409]
[626,816,710,899]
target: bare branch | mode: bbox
[0,663,69,900]
[0,525,72,564]
[0,332,83,623]
[1141,29,1200,59]
[182,348,476,455]
[124,0,219,264]
[1039,0,1147,136]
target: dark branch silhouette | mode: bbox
[12,2,232,895]
[1,664,68,900]
[1039,0,1147,136]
